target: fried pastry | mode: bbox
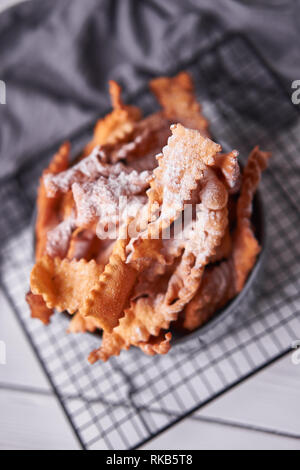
[26,72,269,363]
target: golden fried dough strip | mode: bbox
[81,238,138,332]
[26,291,54,325]
[150,72,209,136]
[233,147,270,292]
[183,261,235,330]
[35,142,70,259]
[87,251,203,361]
[111,112,172,166]
[67,228,105,261]
[145,123,221,238]
[138,332,172,356]
[44,147,130,197]
[30,256,103,314]
[45,215,76,258]
[82,80,141,157]
[89,330,172,363]
[87,301,166,363]
[87,271,173,362]
[210,227,232,264]
[72,170,150,228]
[88,331,122,363]
[30,143,71,324]
[59,190,75,219]
[68,312,101,334]
[164,166,229,269]
[213,150,241,194]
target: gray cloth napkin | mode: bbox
[0,0,299,178]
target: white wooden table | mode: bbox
[1,285,300,450]
[1,0,300,451]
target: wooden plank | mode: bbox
[143,415,300,450]
[1,284,300,448]
[0,289,51,391]
[196,354,300,436]
[0,389,79,450]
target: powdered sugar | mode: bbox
[149,124,222,228]
[46,216,76,258]
[73,169,150,228]
[44,147,129,197]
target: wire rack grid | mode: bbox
[0,33,300,450]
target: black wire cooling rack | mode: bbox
[1,33,300,450]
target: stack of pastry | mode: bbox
[26,73,270,362]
